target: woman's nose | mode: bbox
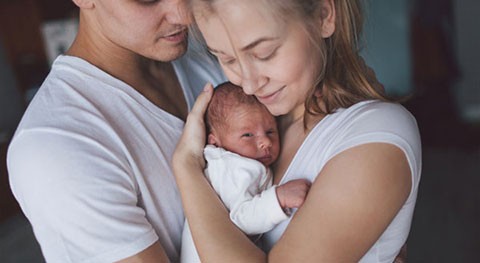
[240,65,267,95]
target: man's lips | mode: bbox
[161,28,187,43]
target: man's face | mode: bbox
[90,0,191,61]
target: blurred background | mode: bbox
[0,0,478,262]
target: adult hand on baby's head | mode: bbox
[172,83,214,172]
[276,179,311,210]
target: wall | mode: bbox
[362,0,413,97]
[0,39,24,142]
[454,0,480,122]
[363,0,480,123]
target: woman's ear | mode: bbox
[318,0,336,38]
[71,0,94,9]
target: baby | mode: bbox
[181,82,310,262]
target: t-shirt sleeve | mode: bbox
[8,129,158,263]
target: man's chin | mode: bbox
[150,41,188,62]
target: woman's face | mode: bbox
[194,0,323,117]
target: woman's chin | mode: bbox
[265,105,286,117]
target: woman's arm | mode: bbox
[173,85,411,261]
[269,143,411,262]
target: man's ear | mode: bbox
[71,0,94,9]
[318,0,336,38]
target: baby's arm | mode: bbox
[204,148,310,236]
[276,179,311,211]
[228,179,311,235]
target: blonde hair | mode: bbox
[191,0,389,117]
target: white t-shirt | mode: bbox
[8,45,225,262]
[181,146,288,263]
[263,100,422,263]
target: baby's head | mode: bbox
[206,82,280,166]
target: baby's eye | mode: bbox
[242,133,254,138]
[266,129,276,135]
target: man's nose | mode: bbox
[164,0,192,25]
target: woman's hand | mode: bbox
[172,83,214,172]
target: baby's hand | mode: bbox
[276,179,311,210]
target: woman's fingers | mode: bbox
[189,83,214,119]
[184,83,213,144]
[173,83,214,170]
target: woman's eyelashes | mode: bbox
[137,0,159,5]
[221,57,237,65]
[255,47,279,61]
[215,46,279,65]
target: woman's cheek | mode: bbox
[223,68,243,87]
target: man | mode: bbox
[7,0,224,262]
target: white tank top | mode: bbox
[263,100,422,263]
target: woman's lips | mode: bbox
[256,86,285,105]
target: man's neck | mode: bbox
[66,18,188,121]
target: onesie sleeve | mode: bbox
[8,129,157,262]
[204,146,288,235]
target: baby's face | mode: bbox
[213,104,280,166]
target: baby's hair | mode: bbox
[206,82,265,134]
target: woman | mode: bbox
[173,0,421,262]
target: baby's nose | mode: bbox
[258,136,272,150]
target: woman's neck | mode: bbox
[278,105,324,135]
[278,105,305,133]
[272,107,325,184]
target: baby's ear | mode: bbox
[207,133,219,146]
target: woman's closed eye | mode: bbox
[206,48,237,65]
[255,47,279,61]
[220,57,237,65]
[137,0,159,5]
